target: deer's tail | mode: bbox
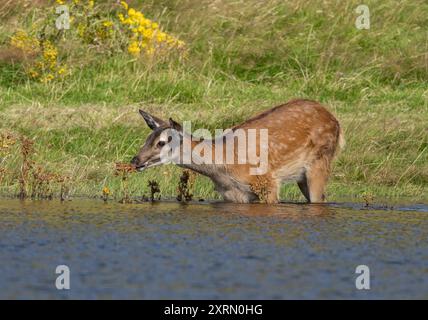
[338,126,346,150]
[334,125,345,158]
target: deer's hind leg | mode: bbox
[302,157,331,203]
[265,183,279,204]
[297,175,310,202]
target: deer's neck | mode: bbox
[177,162,220,178]
[177,138,227,180]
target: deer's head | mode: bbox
[131,110,183,171]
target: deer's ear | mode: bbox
[169,118,182,132]
[139,109,166,130]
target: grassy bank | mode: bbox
[0,0,427,202]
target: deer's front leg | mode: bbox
[221,188,257,203]
[264,184,279,204]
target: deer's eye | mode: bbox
[157,141,166,148]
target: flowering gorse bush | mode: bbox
[70,0,115,45]
[31,40,68,83]
[118,1,185,56]
[10,30,40,56]
[8,0,186,83]
[10,31,68,82]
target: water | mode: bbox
[0,199,427,299]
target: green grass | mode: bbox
[0,0,427,203]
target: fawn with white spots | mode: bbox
[132,99,344,204]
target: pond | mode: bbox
[0,199,427,299]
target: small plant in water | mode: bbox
[0,167,5,186]
[102,186,111,202]
[30,166,67,200]
[58,175,71,201]
[362,192,375,208]
[18,136,35,199]
[0,132,16,185]
[0,132,16,156]
[176,169,195,202]
[115,162,135,203]
[31,166,52,199]
[147,180,160,202]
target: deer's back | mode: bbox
[233,99,341,175]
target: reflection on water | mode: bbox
[0,199,427,299]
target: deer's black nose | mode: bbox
[130,156,139,165]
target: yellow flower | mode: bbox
[177,40,185,48]
[127,41,141,55]
[118,2,186,57]
[156,32,166,42]
[120,1,128,10]
[42,41,58,62]
[103,20,113,28]
[41,73,55,83]
[58,67,66,75]
[77,24,86,37]
[141,18,151,27]
[145,46,155,56]
[102,186,111,195]
[142,28,153,39]
[135,11,144,20]
[56,0,65,4]
[10,30,40,55]
[28,68,39,79]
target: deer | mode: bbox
[131,99,344,204]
